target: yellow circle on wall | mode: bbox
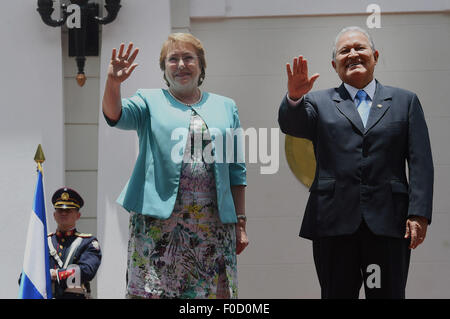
[285,135,316,188]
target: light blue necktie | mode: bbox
[356,90,371,127]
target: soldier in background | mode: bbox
[48,187,102,299]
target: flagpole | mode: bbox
[34,144,46,172]
[34,144,53,299]
[18,144,53,299]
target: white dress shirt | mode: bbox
[286,78,377,108]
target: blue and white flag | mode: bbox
[18,167,52,299]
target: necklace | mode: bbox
[168,88,202,106]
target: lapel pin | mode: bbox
[377,104,383,108]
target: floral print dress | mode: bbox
[126,110,237,299]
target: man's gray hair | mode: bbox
[332,26,376,61]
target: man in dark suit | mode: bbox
[278,26,433,298]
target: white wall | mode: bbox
[190,0,450,18]
[96,0,171,298]
[0,2,64,298]
[62,17,102,295]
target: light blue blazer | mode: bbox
[105,89,247,224]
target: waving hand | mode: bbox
[108,42,139,84]
[286,56,320,100]
[102,42,139,122]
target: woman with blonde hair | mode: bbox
[102,33,248,299]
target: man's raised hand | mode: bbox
[286,55,319,101]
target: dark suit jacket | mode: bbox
[278,81,434,240]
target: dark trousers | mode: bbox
[312,221,411,299]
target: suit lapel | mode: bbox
[364,81,392,134]
[333,81,392,135]
[333,84,364,135]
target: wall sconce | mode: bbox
[37,0,121,86]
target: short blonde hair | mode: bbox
[159,33,207,86]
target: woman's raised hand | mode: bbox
[108,42,139,84]
[286,55,319,100]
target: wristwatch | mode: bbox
[236,214,247,221]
